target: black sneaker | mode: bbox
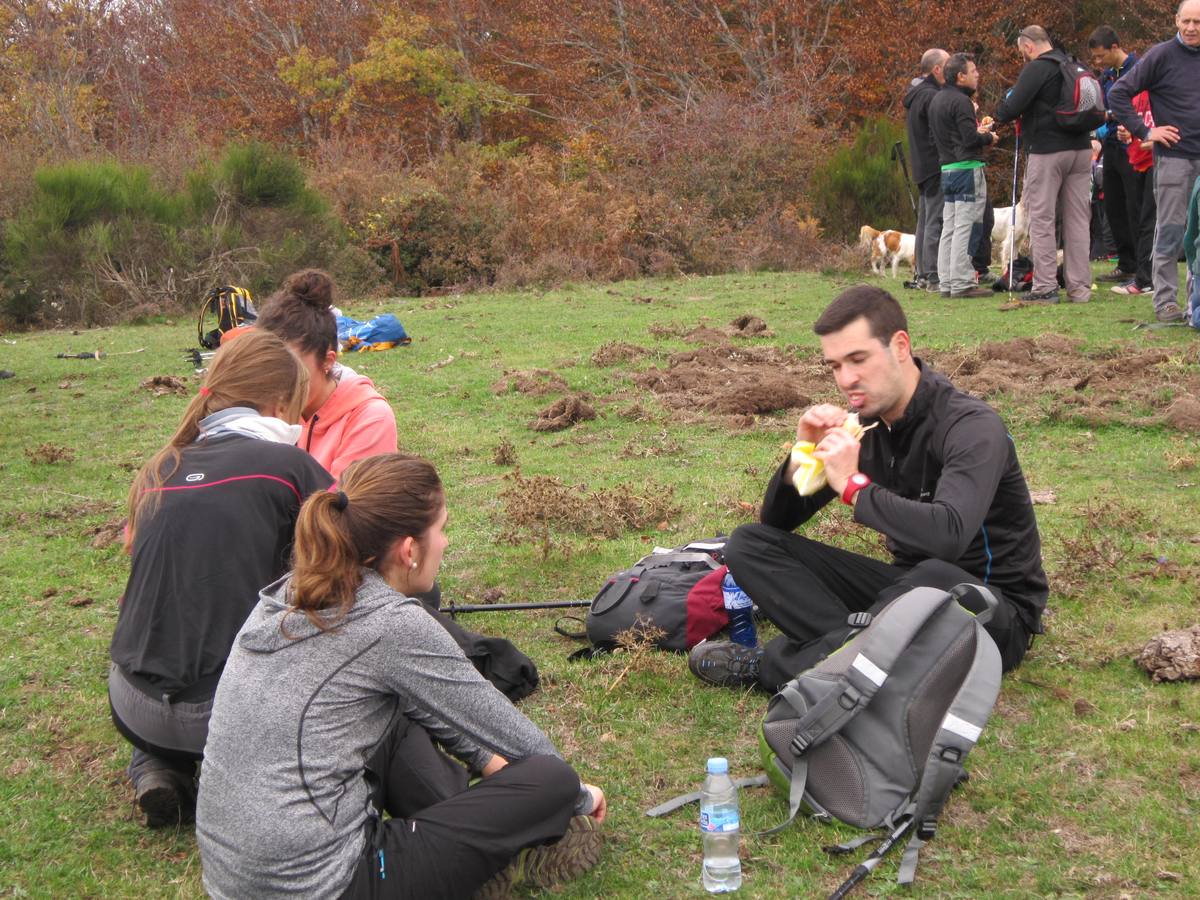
[1026,290,1060,304]
[135,770,194,828]
[902,278,925,290]
[687,640,763,688]
[1097,268,1135,283]
[474,816,604,900]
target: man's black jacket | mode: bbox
[929,84,992,166]
[904,74,942,186]
[760,361,1048,633]
[994,49,1092,154]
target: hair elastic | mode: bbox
[199,386,211,396]
[333,490,349,511]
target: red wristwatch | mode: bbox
[842,472,871,506]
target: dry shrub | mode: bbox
[498,471,680,550]
[492,439,517,466]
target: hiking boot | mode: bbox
[1156,302,1185,323]
[950,287,992,298]
[902,278,923,290]
[688,640,763,688]
[473,816,604,900]
[1097,267,1135,282]
[1026,290,1060,304]
[135,770,194,828]
[1111,281,1145,296]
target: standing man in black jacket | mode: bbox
[903,48,949,292]
[995,26,1094,304]
[928,53,998,298]
[688,286,1046,692]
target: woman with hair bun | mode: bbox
[109,330,333,827]
[256,268,397,479]
[197,454,607,899]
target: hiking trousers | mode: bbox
[1151,155,1200,313]
[725,523,1032,692]
[915,176,944,282]
[340,715,580,899]
[1025,149,1092,300]
[1103,144,1139,274]
[937,167,986,293]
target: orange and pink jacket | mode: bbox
[300,371,397,479]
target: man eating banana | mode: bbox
[688,285,1048,691]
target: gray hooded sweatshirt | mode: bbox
[196,570,561,899]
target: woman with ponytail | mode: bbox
[197,454,607,900]
[256,268,397,479]
[108,330,332,828]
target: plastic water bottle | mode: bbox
[721,572,757,648]
[700,757,742,893]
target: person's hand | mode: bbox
[481,754,509,777]
[1116,124,1132,144]
[583,784,607,823]
[1146,125,1181,147]
[812,427,861,496]
[795,404,848,444]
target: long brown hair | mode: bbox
[289,454,444,631]
[256,268,338,359]
[125,329,308,545]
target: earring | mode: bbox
[410,562,417,569]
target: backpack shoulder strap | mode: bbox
[896,622,1002,885]
[645,775,769,818]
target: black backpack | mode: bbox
[197,285,257,350]
[581,539,730,652]
[1049,50,1105,133]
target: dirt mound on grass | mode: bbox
[1138,625,1200,682]
[591,342,651,366]
[925,336,1200,432]
[491,369,568,396]
[728,314,774,336]
[634,343,826,421]
[530,394,597,431]
[140,375,188,396]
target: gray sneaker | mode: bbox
[1026,290,1060,304]
[474,815,604,900]
[687,640,763,688]
[1156,302,1185,323]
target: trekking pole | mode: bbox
[445,599,591,618]
[826,816,915,900]
[1007,129,1020,300]
[55,348,145,360]
[891,142,918,216]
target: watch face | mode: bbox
[852,473,869,487]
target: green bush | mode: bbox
[808,116,915,244]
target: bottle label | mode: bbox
[700,806,740,833]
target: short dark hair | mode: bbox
[813,285,908,344]
[943,53,974,88]
[1087,25,1120,49]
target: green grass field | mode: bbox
[2,269,1198,898]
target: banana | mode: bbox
[790,413,877,495]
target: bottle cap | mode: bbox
[706,757,729,775]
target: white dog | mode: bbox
[870,230,916,278]
[992,201,1030,272]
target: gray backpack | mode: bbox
[757,583,1002,886]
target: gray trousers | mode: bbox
[1151,154,1200,313]
[108,664,208,793]
[937,167,986,293]
[1025,149,1092,301]
[915,176,944,282]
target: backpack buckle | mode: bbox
[838,687,861,710]
[790,733,811,757]
[940,747,962,763]
[917,817,938,840]
[847,611,873,628]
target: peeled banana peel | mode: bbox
[790,413,878,495]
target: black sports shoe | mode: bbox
[1097,268,1135,283]
[687,640,763,688]
[474,815,604,900]
[1026,289,1060,304]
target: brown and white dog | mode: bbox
[858,225,881,250]
[870,230,916,278]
